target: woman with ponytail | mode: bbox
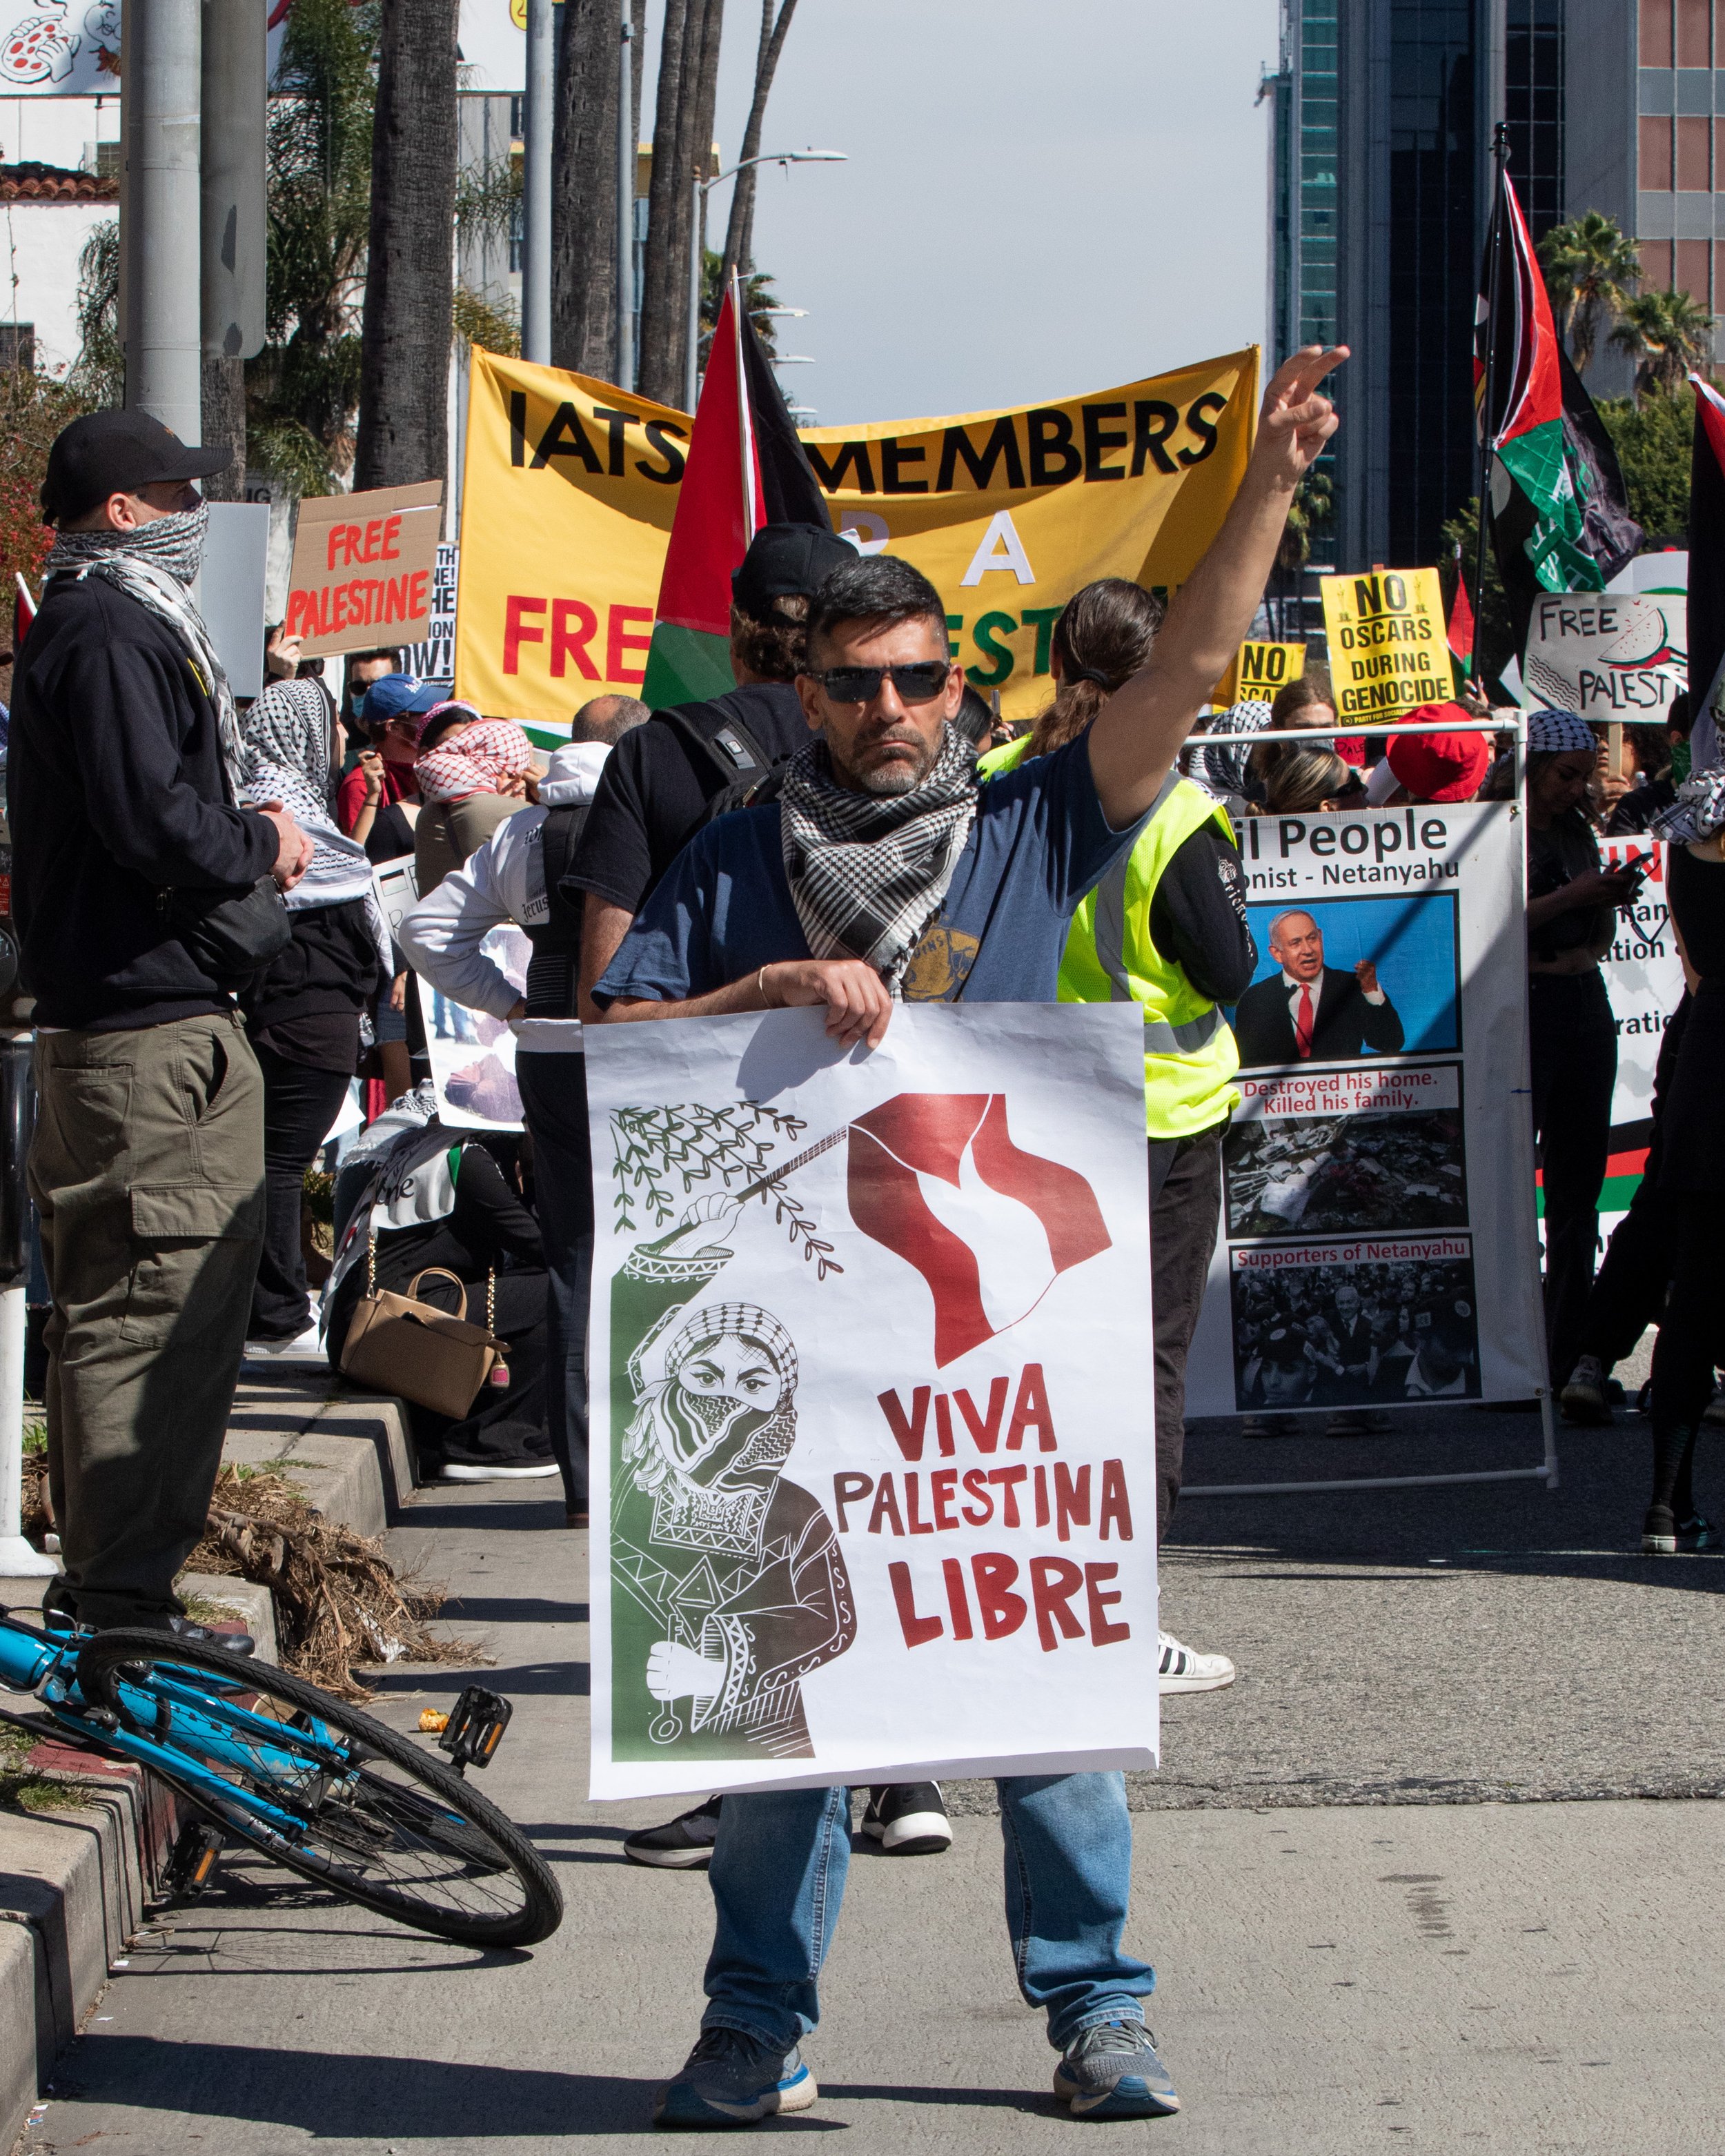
[979,577,1256,1697]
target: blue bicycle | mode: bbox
[0,1608,562,1948]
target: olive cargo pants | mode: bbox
[29,1013,265,1628]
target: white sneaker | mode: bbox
[1158,1631,1235,1693]
[245,1322,324,1361]
[433,1458,560,1482]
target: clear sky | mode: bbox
[657,0,1282,426]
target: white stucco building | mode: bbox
[0,92,117,373]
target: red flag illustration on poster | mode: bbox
[584,1004,1159,1805]
[847,1095,1112,1366]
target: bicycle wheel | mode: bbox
[77,1630,562,1948]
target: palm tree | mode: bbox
[248,0,379,494]
[355,0,459,490]
[1537,210,1642,375]
[551,0,621,380]
[638,0,724,407]
[1609,288,1718,403]
[718,1,802,304]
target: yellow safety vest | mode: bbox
[980,738,1242,1138]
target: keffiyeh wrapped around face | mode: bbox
[1651,761,1725,845]
[414,714,535,803]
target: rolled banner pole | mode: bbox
[0,1280,52,1576]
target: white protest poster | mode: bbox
[404,543,459,685]
[1598,834,1681,1133]
[372,858,420,945]
[424,924,527,1131]
[1521,591,1686,720]
[584,1004,1156,1803]
[1186,801,1546,1416]
[1595,835,1683,1231]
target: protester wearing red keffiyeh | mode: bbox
[414,713,538,894]
[415,711,535,803]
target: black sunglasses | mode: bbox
[808,661,953,705]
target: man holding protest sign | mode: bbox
[593,346,1345,2128]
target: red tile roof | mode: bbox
[0,163,117,203]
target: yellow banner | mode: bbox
[1236,639,1306,695]
[455,345,1260,733]
[1319,568,1450,724]
[454,349,688,729]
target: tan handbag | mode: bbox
[339,1240,509,1418]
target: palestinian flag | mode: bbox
[1475,164,1640,642]
[1446,540,1475,675]
[847,1094,1112,1368]
[638,281,831,711]
[1686,373,1725,763]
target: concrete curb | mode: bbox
[0,1748,179,2152]
[226,1365,418,1535]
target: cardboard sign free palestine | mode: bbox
[583,1004,1159,1802]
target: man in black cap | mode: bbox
[10,408,313,1646]
[570,521,858,1022]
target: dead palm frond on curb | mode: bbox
[186,1467,487,1702]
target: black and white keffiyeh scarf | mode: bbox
[1652,760,1725,845]
[779,725,978,994]
[239,675,392,975]
[1192,699,1273,798]
[44,502,244,793]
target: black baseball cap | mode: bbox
[731,522,858,621]
[41,408,231,525]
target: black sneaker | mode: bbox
[1643,1504,1677,1556]
[432,1456,560,1482]
[1679,1512,1717,1551]
[164,1616,256,1656]
[624,1794,721,1868]
[860,1782,951,1855]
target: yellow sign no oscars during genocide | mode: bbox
[454,346,1261,734]
[1319,567,1450,723]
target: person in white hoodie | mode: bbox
[400,695,648,1523]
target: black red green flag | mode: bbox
[1474,164,1640,639]
[638,284,831,711]
[1686,372,1725,752]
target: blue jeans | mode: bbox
[515,1051,591,1511]
[703,1774,1152,2054]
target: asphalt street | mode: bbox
[18,1394,1725,2155]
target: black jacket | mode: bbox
[1233,965,1405,1068]
[8,573,278,1030]
[569,681,808,915]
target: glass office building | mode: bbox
[1267,1,1575,571]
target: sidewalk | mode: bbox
[17,1398,1725,2153]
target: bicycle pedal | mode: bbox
[435,1685,513,1772]
[164,1821,226,1901]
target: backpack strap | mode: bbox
[656,703,776,788]
[537,802,589,945]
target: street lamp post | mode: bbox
[520,0,554,364]
[686,150,845,413]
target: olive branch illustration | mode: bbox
[611,1104,846,1280]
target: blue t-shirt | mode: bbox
[595,733,1141,1006]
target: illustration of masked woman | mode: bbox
[609,1300,856,1762]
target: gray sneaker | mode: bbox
[1053,2019,1180,2119]
[656,2026,818,2128]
